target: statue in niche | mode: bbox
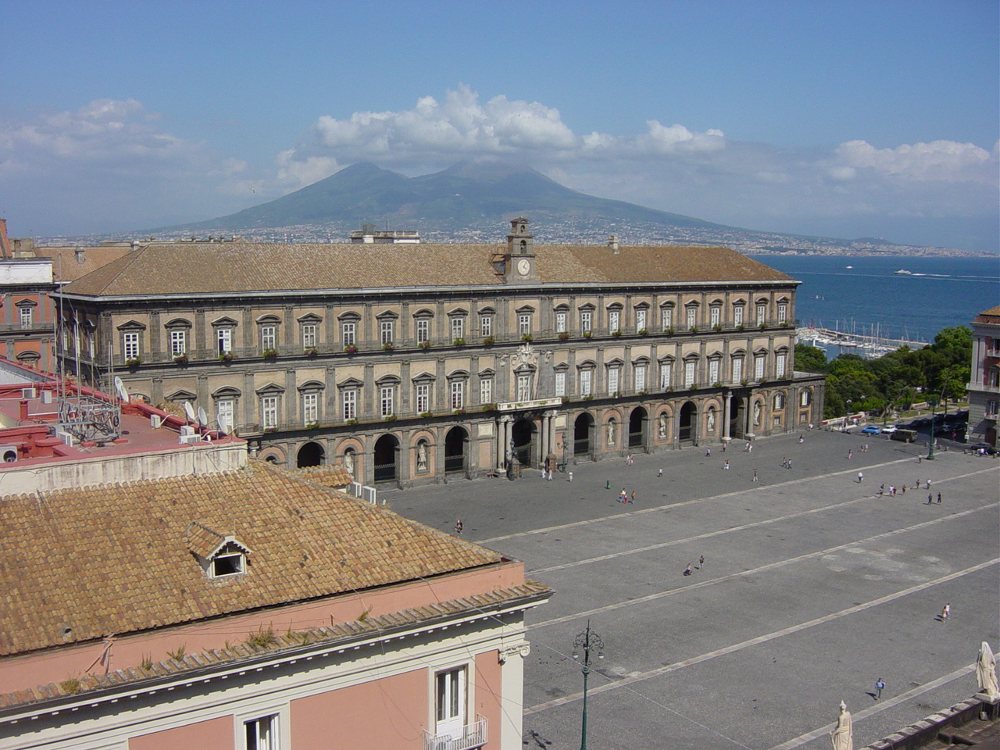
[417,442,428,472]
[607,420,616,447]
[830,701,853,750]
[977,641,1000,700]
[343,450,355,477]
[658,413,667,438]
[753,401,761,426]
[707,408,716,433]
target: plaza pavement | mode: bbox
[379,429,1000,750]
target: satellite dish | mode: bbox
[215,410,229,435]
[197,406,208,427]
[114,376,129,403]
[183,401,196,422]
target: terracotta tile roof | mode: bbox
[975,304,1000,319]
[286,465,354,489]
[0,463,503,656]
[31,245,133,283]
[62,242,791,297]
[0,580,550,711]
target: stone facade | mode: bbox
[967,305,1000,448]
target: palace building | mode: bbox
[56,218,824,486]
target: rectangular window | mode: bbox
[217,328,232,355]
[777,303,788,323]
[756,304,766,326]
[19,307,32,328]
[634,364,646,392]
[342,321,356,347]
[755,354,766,380]
[708,358,720,384]
[435,668,466,731]
[416,318,430,344]
[170,329,186,356]
[607,367,619,395]
[416,383,430,413]
[380,386,394,417]
[608,310,620,333]
[380,320,394,346]
[217,399,235,433]
[123,332,139,361]
[659,362,672,390]
[579,369,592,396]
[261,395,279,429]
[732,356,744,383]
[581,310,592,333]
[302,392,318,424]
[734,305,744,326]
[776,352,787,378]
[635,309,647,331]
[244,714,278,750]
[555,311,567,333]
[684,360,696,388]
[518,313,531,336]
[710,306,721,327]
[517,373,531,402]
[260,325,276,351]
[480,378,493,405]
[479,314,492,337]
[450,380,464,410]
[302,323,317,349]
[342,390,357,420]
[451,317,464,341]
[555,371,566,397]
[686,307,697,329]
[661,307,673,331]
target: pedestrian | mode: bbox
[699,554,705,567]
[901,484,906,494]
[568,471,573,482]
[927,479,932,490]
[879,483,885,495]
[874,677,885,700]
[705,447,712,457]
[857,471,864,483]
[798,434,804,444]
[454,518,463,535]
[752,469,759,483]
[848,449,853,460]
[927,494,933,504]
[619,488,627,503]
[940,603,951,621]
[630,489,637,504]
[723,460,730,470]
[657,468,663,477]
[786,458,792,470]
[683,563,693,576]
[937,492,942,504]
[722,441,727,453]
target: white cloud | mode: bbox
[834,139,993,182]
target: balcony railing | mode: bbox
[423,717,486,750]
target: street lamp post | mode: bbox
[927,396,938,460]
[845,399,853,430]
[572,620,605,750]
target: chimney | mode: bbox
[608,235,619,254]
[19,399,29,422]
[75,246,86,264]
[0,219,10,259]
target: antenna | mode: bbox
[197,406,208,427]
[183,401,196,423]
[215,410,229,435]
[114,376,129,403]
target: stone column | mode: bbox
[723,392,732,440]
[540,412,549,464]
[496,416,506,470]
[505,416,514,464]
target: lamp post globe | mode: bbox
[572,620,605,750]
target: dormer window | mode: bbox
[186,522,250,580]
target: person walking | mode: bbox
[683,563,694,576]
[705,447,712,457]
[698,554,705,568]
[927,493,933,504]
[630,489,637,504]
[723,460,730,470]
[848,449,853,460]
[874,677,885,700]
[940,603,951,621]
[454,518,464,535]
[619,488,627,503]
[937,492,942,504]
[657,468,663,477]
[752,469,759,483]
[568,470,573,482]
[857,471,864,483]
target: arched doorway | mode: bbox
[629,407,647,449]
[511,418,536,467]
[731,397,746,440]
[373,434,399,483]
[444,426,468,475]
[679,401,697,443]
[574,412,594,458]
[297,441,325,468]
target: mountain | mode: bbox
[175,160,727,235]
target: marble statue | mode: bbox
[753,401,761,426]
[417,442,428,472]
[343,450,355,477]
[830,701,852,750]
[658,413,667,438]
[977,641,999,700]
[707,408,716,433]
[607,420,616,447]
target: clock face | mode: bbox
[517,258,531,276]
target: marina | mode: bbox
[797,324,929,359]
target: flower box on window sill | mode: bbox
[688,326,698,333]
[611,330,622,337]
[759,323,767,330]
[262,348,278,361]
[663,327,674,336]
[452,338,465,347]
[420,411,434,419]
[453,408,465,415]
[305,421,319,430]
[345,418,359,426]
[383,414,397,422]
[740,378,749,386]
[521,334,533,343]
[558,331,570,341]
[482,336,495,347]
[583,331,592,339]
[125,357,141,370]
[736,324,745,332]
[304,347,318,358]
[713,324,723,333]
[480,403,496,412]
[218,352,234,363]
[419,341,431,350]
[172,354,188,366]
[344,344,358,355]
[637,328,648,336]
[712,381,723,388]
[382,342,394,352]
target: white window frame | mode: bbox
[216,398,235,433]
[555,371,566,397]
[211,547,245,578]
[801,390,811,407]
[635,308,647,332]
[732,356,744,383]
[777,302,788,323]
[686,306,697,330]
[451,317,465,341]
[579,369,593,397]
[555,310,567,333]
[710,305,721,327]
[450,380,465,410]
[342,321,356,347]
[342,389,357,420]
[301,323,317,349]
[734,304,745,327]
[776,351,787,378]
[260,325,277,351]
[123,332,139,361]
[518,313,531,336]
[756,303,767,327]
[516,373,531,402]
[416,382,430,413]
[608,309,620,334]
[218,327,233,355]
[479,314,492,337]
[607,366,620,395]
[580,310,592,333]
[380,385,395,417]
[302,392,319,424]
[708,357,720,385]
[261,395,279,429]
[659,361,673,390]
[170,329,187,356]
[634,363,646,392]
[435,667,467,740]
[237,705,288,750]
[19,306,32,329]
[416,318,431,344]
[480,377,493,405]
[661,306,673,331]
[380,319,394,346]
[754,354,766,380]
[684,360,696,388]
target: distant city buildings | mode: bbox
[967,304,1000,448]
[55,217,824,486]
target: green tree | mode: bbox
[794,343,827,373]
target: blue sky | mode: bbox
[2,1,998,250]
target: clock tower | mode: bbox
[504,217,537,284]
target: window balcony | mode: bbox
[424,717,487,750]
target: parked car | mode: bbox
[968,442,997,455]
[891,429,919,443]
[881,425,898,434]
[860,425,881,435]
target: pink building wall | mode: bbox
[0,560,525,696]
[475,650,502,750]
[129,715,233,750]
[291,668,427,748]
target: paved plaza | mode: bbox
[380,429,1000,750]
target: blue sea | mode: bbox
[751,255,1000,352]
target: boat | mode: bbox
[845,265,853,269]
[894,269,912,275]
